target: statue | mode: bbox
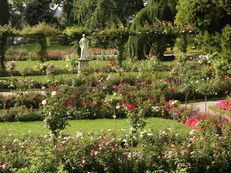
[79,34,89,60]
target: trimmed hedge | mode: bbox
[0,107,42,122]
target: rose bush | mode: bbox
[0,122,230,173]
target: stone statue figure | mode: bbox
[79,34,89,60]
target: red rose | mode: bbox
[185,117,198,129]
[127,104,136,110]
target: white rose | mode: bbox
[106,75,111,81]
[189,130,195,136]
[42,100,47,105]
[51,91,57,97]
[116,104,120,110]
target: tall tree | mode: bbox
[176,0,231,33]
[0,0,10,25]
[8,0,32,28]
[72,0,144,29]
[24,0,57,25]
[62,0,74,26]
[0,0,10,71]
[9,0,68,28]
[176,0,231,59]
[127,0,178,60]
[70,0,144,49]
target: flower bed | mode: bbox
[0,71,231,122]
[0,75,227,122]
[0,125,230,173]
[216,100,231,111]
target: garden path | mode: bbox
[185,100,231,120]
[185,100,221,114]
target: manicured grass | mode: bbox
[15,61,40,71]
[1,59,171,83]
[8,60,109,73]
[14,60,69,72]
[186,46,203,55]
[0,71,168,83]
[0,74,78,82]
[7,43,71,52]
[7,58,173,73]
[209,105,231,115]
[0,118,191,136]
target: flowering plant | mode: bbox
[6,60,16,71]
[104,93,123,110]
[42,90,68,138]
[198,115,230,135]
[126,107,146,133]
[216,100,231,111]
[185,113,208,129]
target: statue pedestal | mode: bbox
[78,59,89,73]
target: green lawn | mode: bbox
[209,105,231,115]
[0,60,110,82]
[0,59,171,83]
[8,60,109,73]
[0,74,79,82]
[6,58,173,73]
[0,71,168,84]
[0,118,191,136]
[15,60,69,71]
[7,43,71,52]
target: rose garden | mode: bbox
[0,0,231,172]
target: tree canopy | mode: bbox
[176,0,231,33]
[1,0,230,64]
[127,0,178,60]
[24,0,57,25]
[72,0,144,29]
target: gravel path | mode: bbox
[185,100,231,120]
[185,100,222,114]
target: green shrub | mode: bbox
[0,124,230,173]
[174,35,188,53]
[0,25,16,71]
[222,25,231,62]
[6,60,16,72]
[20,23,59,62]
[6,51,35,61]
[213,58,231,79]
[196,32,222,54]
[122,59,173,72]
[0,107,42,122]
[0,93,43,110]
[42,90,68,138]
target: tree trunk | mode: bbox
[0,34,7,71]
[38,36,48,62]
[0,0,9,71]
[185,92,188,108]
[0,0,9,25]
[205,95,207,114]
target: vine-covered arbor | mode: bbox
[64,23,195,66]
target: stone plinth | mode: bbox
[78,59,89,73]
